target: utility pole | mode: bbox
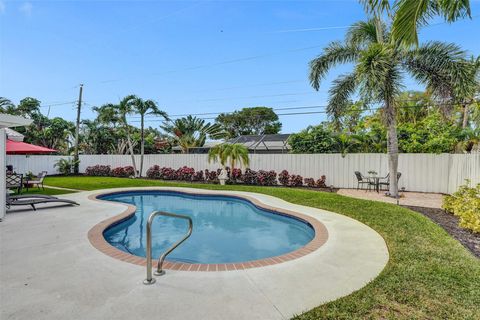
[73,84,83,174]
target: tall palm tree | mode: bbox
[93,103,121,128]
[130,97,168,177]
[360,0,471,46]
[116,95,138,176]
[161,115,224,153]
[208,143,250,171]
[0,97,15,113]
[309,18,474,197]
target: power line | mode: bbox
[128,102,465,123]
[39,101,77,108]
[95,44,327,85]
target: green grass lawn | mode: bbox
[45,176,480,319]
[14,187,75,196]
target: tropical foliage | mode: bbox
[308,15,475,196]
[161,115,224,153]
[443,181,480,233]
[208,143,250,171]
[215,106,282,139]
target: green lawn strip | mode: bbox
[44,176,480,319]
[15,187,75,196]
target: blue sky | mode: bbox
[1,0,479,133]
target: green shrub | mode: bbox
[54,158,80,176]
[443,181,480,233]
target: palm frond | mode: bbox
[404,41,474,102]
[359,0,391,14]
[309,41,359,90]
[346,19,385,46]
[392,0,471,46]
[327,72,358,119]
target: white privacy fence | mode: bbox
[6,153,480,194]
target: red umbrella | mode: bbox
[6,139,57,154]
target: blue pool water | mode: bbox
[101,191,315,264]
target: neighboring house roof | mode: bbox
[5,128,24,142]
[227,134,291,152]
[173,134,292,153]
[0,113,32,129]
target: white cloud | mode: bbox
[0,1,5,14]
[19,2,33,17]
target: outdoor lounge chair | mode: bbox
[6,173,23,194]
[8,194,58,201]
[354,171,372,190]
[6,194,79,211]
[25,171,47,191]
[378,172,402,190]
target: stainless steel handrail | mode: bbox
[143,211,193,285]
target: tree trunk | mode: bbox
[140,115,144,177]
[126,130,137,177]
[462,103,469,129]
[385,100,399,198]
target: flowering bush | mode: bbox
[278,170,290,186]
[110,166,135,178]
[304,178,316,187]
[111,167,128,177]
[443,181,480,233]
[159,167,177,180]
[85,165,111,176]
[257,170,277,186]
[124,166,135,177]
[316,175,327,188]
[204,169,218,183]
[192,170,204,182]
[243,168,257,185]
[230,168,243,183]
[289,174,304,187]
[176,166,195,181]
[146,165,161,179]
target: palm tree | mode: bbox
[93,103,121,128]
[309,18,474,197]
[208,143,250,171]
[360,0,471,46]
[130,97,168,177]
[161,115,224,153]
[116,95,138,176]
[0,97,15,113]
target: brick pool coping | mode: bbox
[87,189,329,271]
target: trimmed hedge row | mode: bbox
[85,165,135,178]
[84,164,328,188]
[144,165,327,188]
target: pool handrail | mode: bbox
[144,211,193,285]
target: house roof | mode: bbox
[5,128,24,142]
[0,113,33,129]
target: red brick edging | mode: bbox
[87,189,328,271]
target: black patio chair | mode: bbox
[25,171,47,191]
[378,172,402,190]
[6,173,23,194]
[354,171,372,191]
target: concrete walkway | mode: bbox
[337,188,444,208]
[1,187,389,320]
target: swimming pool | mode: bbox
[99,190,316,264]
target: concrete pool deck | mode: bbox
[1,187,389,320]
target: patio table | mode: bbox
[366,175,381,193]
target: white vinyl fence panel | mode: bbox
[6,153,480,194]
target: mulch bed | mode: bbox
[403,205,480,258]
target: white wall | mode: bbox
[6,153,480,194]
[1,129,6,220]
